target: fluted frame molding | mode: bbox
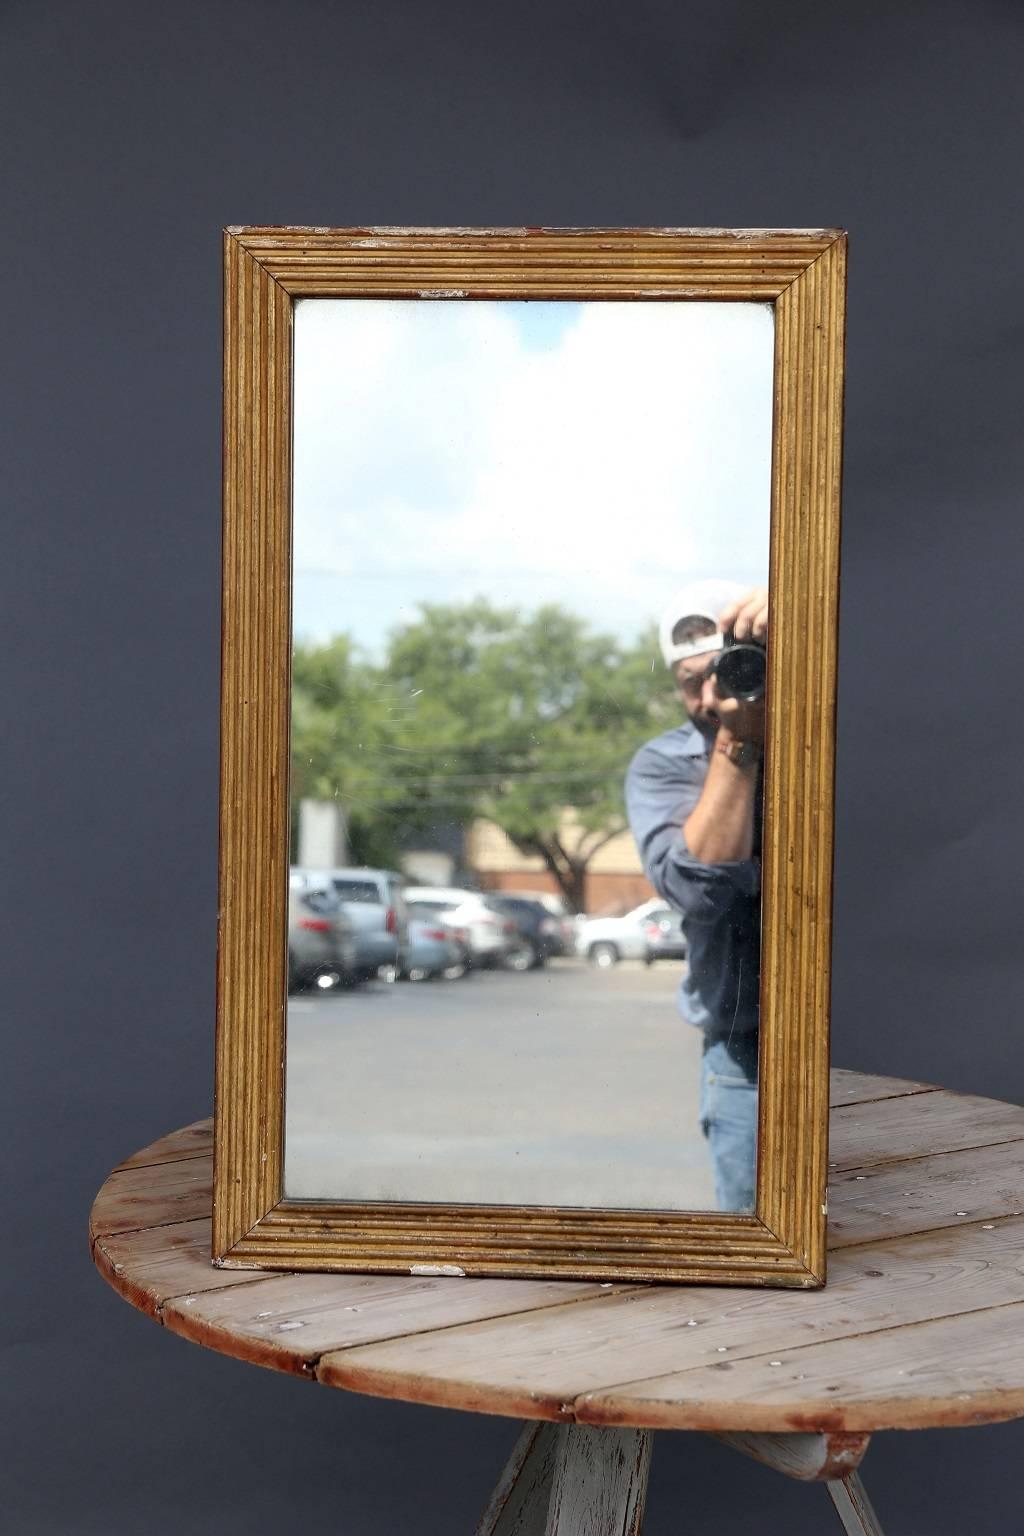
[216,227,846,1286]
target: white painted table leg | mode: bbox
[713,1429,871,1482]
[826,1471,887,1536]
[477,1423,652,1536]
[478,1424,887,1536]
[476,1424,559,1536]
[715,1428,886,1533]
[546,1424,652,1536]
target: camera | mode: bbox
[712,630,767,702]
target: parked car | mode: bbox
[642,907,688,964]
[484,895,553,969]
[499,890,576,957]
[575,899,676,968]
[287,875,357,992]
[293,866,407,981]
[402,902,471,980]
[403,886,512,968]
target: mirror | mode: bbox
[215,225,844,1286]
[283,296,773,1214]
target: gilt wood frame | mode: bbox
[215,226,846,1286]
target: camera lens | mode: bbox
[715,644,766,701]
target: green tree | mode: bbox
[290,601,681,909]
[383,600,679,909]
[290,634,422,867]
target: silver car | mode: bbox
[294,866,408,981]
[402,903,470,980]
[287,877,357,992]
[403,886,513,968]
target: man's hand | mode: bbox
[718,585,769,643]
[713,691,765,747]
[711,584,768,745]
[677,583,770,862]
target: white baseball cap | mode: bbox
[658,578,747,668]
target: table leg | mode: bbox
[825,1472,886,1536]
[477,1424,887,1536]
[714,1429,886,1534]
[713,1429,871,1482]
[476,1423,651,1536]
[476,1423,559,1536]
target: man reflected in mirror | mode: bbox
[625,580,768,1211]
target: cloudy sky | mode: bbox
[292,297,773,654]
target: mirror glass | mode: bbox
[284,297,773,1212]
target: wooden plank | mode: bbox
[829,1091,1024,1172]
[577,1300,1024,1432]
[713,1429,870,1481]
[93,1220,271,1319]
[92,1089,1024,1437]
[90,1160,212,1238]
[116,1119,213,1170]
[99,1174,1016,1350]
[163,1271,627,1378]
[754,233,846,1289]
[215,233,292,1257]
[476,1424,559,1536]
[827,1473,887,1536]
[545,1426,650,1536]
[317,1217,1024,1423]
[829,1141,1024,1248]
[237,227,841,300]
[828,1070,934,1107]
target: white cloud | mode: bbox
[293,298,772,650]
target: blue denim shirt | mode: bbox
[625,722,762,1040]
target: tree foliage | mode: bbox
[291,600,680,908]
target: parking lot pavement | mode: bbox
[284,957,720,1212]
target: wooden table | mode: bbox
[91,1070,1024,1534]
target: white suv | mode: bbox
[575,899,675,968]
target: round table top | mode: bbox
[91,1069,1024,1434]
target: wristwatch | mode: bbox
[715,736,759,768]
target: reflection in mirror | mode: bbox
[283,298,773,1213]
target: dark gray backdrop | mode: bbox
[4,1,1023,1530]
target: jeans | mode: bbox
[700,1034,758,1212]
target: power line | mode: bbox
[294,565,672,581]
[298,767,627,786]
